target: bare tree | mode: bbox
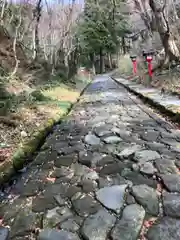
[149,0,180,62]
[39,0,81,75]
[32,0,42,60]
[0,0,82,80]
[133,0,154,33]
[10,5,23,77]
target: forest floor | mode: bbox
[0,70,91,180]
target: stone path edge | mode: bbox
[112,75,180,124]
[0,80,92,185]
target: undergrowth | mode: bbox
[118,54,132,74]
[0,71,91,166]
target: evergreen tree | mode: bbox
[77,0,131,73]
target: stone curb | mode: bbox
[0,81,92,185]
[112,75,180,124]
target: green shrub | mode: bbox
[31,90,48,101]
[118,54,132,74]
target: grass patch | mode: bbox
[0,73,91,183]
[42,84,79,102]
[118,54,132,75]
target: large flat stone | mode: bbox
[146,142,166,152]
[163,192,180,217]
[117,145,141,159]
[96,185,127,213]
[94,126,111,137]
[96,155,115,167]
[111,204,145,240]
[147,217,180,240]
[103,136,122,144]
[38,229,80,240]
[72,195,101,217]
[133,150,160,163]
[132,184,159,215]
[43,207,73,228]
[141,131,159,142]
[123,171,157,188]
[54,154,76,167]
[78,151,93,167]
[10,209,40,239]
[113,128,131,139]
[81,209,116,240]
[84,134,100,145]
[79,152,107,168]
[65,186,81,199]
[60,219,80,233]
[161,174,180,193]
[98,175,130,188]
[99,162,126,176]
[50,167,74,179]
[155,159,177,174]
[140,162,157,176]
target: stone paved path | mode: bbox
[114,76,180,119]
[1,75,180,240]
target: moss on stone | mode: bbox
[0,161,15,184]
[12,106,71,171]
[31,90,51,101]
[0,75,91,184]
[0,103,72,182]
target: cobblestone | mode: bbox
[111,204,145,240]
[1,75,180,239]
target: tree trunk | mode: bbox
[122,37,126,55]
[89,52,96,74]
[149,0,180,61]
[68,50,78,78]
[99,48,104,73]
[108,53,113,69]
[33,0,42,61]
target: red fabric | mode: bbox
[148,62,152,77]
[132,61,137,74]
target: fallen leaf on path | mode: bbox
[156,183,162,193]
[46,177,56,183]
[144,217,157,228]
[0,148,11,161]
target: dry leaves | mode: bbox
[139,217,158,240]
[0,148,11,162]
[156,183,163,194]
[46,177,56,183]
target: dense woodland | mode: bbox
[1,0,180,80]
[0,0,130,80]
